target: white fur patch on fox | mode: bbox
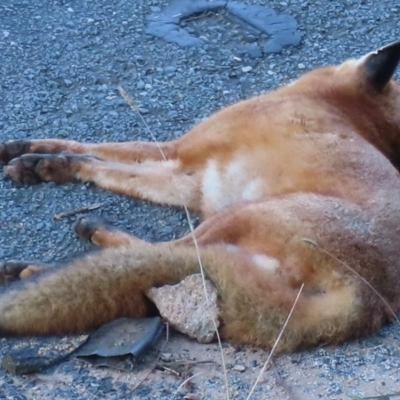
[202,158,265,212]
[252,254,280,273]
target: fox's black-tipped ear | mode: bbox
[361,41,400,90]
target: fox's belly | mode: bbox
[200,158,269,214]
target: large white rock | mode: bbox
[146,274,220,343]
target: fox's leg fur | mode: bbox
[0,239,360,351]
[0,242,204,335]
[74,202,257,249]
[0,139,177,164]
[0,196,389,351]
[3,153,199,208]
[73,210,238,249]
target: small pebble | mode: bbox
[161,353,172,361]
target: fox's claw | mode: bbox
[3,153,81,184]
[74,215,140,247]
[74,216,113,242]
[0,140,32,165]
[4,154,46,184]
[0,260,50,283]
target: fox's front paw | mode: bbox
[3,154,81,184]
[0,261,50,283]
[0,140,32,165]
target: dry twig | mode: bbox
[246,283,305,400]
[54,203,102,220]
[119,86,230,400]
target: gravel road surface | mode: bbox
[1,0,400,399]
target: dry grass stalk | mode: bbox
[119,86,230,400]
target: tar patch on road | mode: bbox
[146,0,302,56]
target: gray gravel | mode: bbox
[1,0,400,399]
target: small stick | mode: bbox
[157,365,181,376]
[54,203,102,220]
[174,372,204,395]
[120,86,230,400]
[246,283,305,400]
[162,360,214,367]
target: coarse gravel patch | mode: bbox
[1,0,400,399]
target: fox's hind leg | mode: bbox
[0,242,216,335]
[0,196,382,350]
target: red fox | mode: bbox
[1,42,400,352]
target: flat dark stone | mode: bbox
[146,0,301,53]
[75,317,164,371]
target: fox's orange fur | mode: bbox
[1,42,400,351]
